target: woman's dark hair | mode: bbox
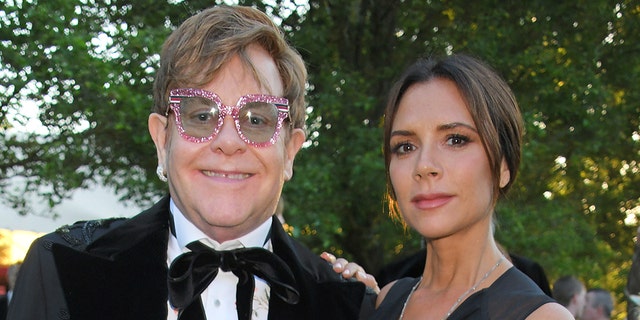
[383,54,523,219]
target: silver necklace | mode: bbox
[398,256,505,320]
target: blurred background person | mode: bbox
[582,288,614,320]
[552,275,586,318]
[0,262,20,320]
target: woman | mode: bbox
[372,54,573,319]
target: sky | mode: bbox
[1,184,141,233]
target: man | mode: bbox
[582,288,614,320]
[552,275,587,318]
[8,5,375,320]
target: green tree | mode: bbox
[2,3,639,317]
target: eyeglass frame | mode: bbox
[166,88,290,147]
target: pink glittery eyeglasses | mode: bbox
[166,88,289,147]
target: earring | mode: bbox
[156,165,168,182]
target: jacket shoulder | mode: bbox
[43,217,127,248]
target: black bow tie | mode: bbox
[168,241,300,320]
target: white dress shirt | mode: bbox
[167,199,272,320]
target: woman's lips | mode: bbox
[411,193,453,209]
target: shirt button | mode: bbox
[214,299,221,307]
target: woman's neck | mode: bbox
[422,233,507,291]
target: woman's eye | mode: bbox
[446,134,469,146]
[391,142,415,155]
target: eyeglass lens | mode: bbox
[178,96,280,144]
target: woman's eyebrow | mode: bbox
[438,122,477,133]
[389,129,414,138]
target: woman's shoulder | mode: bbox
[488,268,573,318]
[376,279,397,307]
[376,277,419,307]
[490,266,552,297]
[482,267,557,319]
[526,302,574,319]
[372,277,421,319]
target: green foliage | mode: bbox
[2,3,639,315]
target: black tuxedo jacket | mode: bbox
[0,294,7,320]
[8,196,372,320]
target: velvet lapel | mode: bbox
[267,217,366,320]
[52,196,171,320]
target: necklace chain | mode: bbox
[399,256,505,320]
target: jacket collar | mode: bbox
[268,216,368,319]
[84,196,171,259]
[53,196,172,320]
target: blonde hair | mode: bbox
[152,5,307,130]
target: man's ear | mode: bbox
[499,158,511,188]
[283,128,306,181]
[148,113,168,167]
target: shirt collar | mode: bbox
[170,198,272,250]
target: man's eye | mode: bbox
[197,114,207,121]
[195,112,213,122]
